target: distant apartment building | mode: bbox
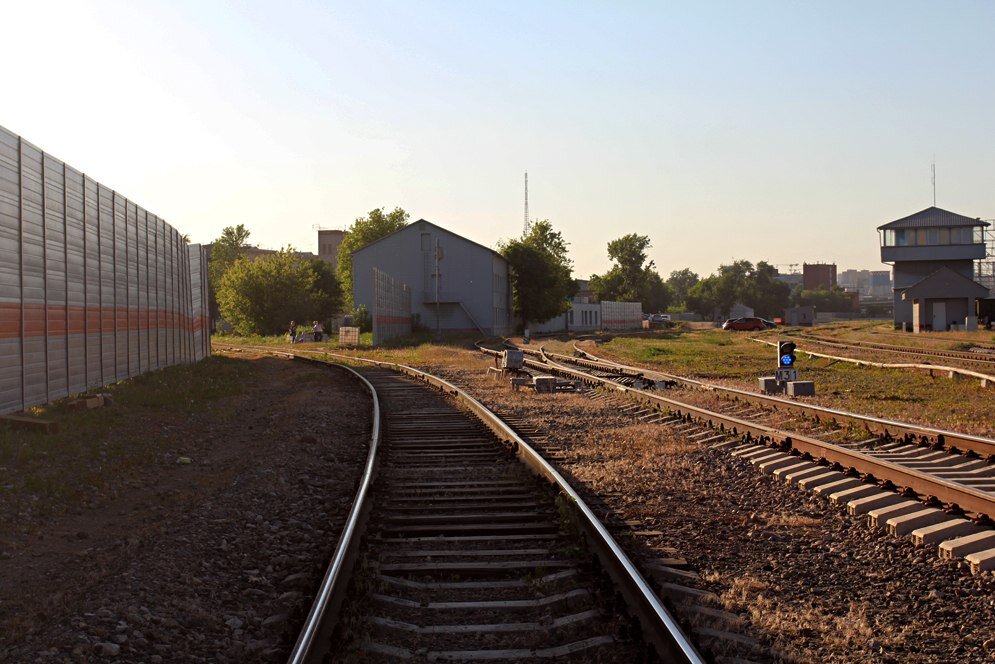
[803,263,836,290]
[774,270,803,288]
[838,269,893,297]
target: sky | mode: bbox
[2,1,993,279]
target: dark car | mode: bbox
[721,317,777,331]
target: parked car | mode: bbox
[649,313,671,323]
[721,317,777,331]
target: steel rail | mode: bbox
[279,358,382,664]
[560,343,995,458]
[497,345,995,520]
[217,343,704,664]
[748,337,995,387]
[791,332,995,365]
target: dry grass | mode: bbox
[715,572,907,661]
[765,513,822,529]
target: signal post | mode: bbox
[760,339,815,396]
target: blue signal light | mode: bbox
[777,341,798,368]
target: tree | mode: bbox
[589,233,670,310]
[685,259,790,319]
[499,220,577,328]
[794,287,855,312]
[667,268,699,307]
[336,207,410,309]
[742,261,791,318]
[217,247,341,335]
[208,224,251,301]
[641,271,674,313]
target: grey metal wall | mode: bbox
[0,125,210,415]
[371,267,412,345]
[352,219,512,335]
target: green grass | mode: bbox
[588,327,995,437]
[0,356,254,534]
[216,331,375,348]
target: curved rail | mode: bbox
[218,343,704,664]
[565,342,995,458]
[479,343,995,520]
[281,359,381,664]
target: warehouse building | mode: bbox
[878,206,990,331]
[351,219,512,335]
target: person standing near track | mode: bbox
[312,320,324,342]
[288,320,298,342]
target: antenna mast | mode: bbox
[931,157,936,206]
[523,171,530,236]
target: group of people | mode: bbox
[287,320,325,343]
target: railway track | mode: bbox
[559,343,995,458]
[213,345,704,663]
[477,342,995,572]
[789,332,995,369]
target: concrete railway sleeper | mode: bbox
[539,345,995,497]
[216,345,703,663]
[478,343,995,573]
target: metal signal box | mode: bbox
[533,375,557,393]
[501,350,525,370]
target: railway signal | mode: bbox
[778,341,797,368]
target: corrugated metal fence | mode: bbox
[371,267,412,345]
[600,301,643,330]
[0,125,209,415]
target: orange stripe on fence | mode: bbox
[0,302,20,338]
[0,304,207,339]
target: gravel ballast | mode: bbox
[0,353,370,663]
[436,361,995,663]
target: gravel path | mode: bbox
[0,353,370,663]
[436,360,995,663]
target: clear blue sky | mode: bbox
[3,1,993,279]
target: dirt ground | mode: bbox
[0,352,370,663]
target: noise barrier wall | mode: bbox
[0,125,210,415]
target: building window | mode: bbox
[927,229,939,245]
[594,311,599,324]
[938,228,950,244]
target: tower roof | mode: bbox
[898,266,990,300]
[877,206,989,231]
